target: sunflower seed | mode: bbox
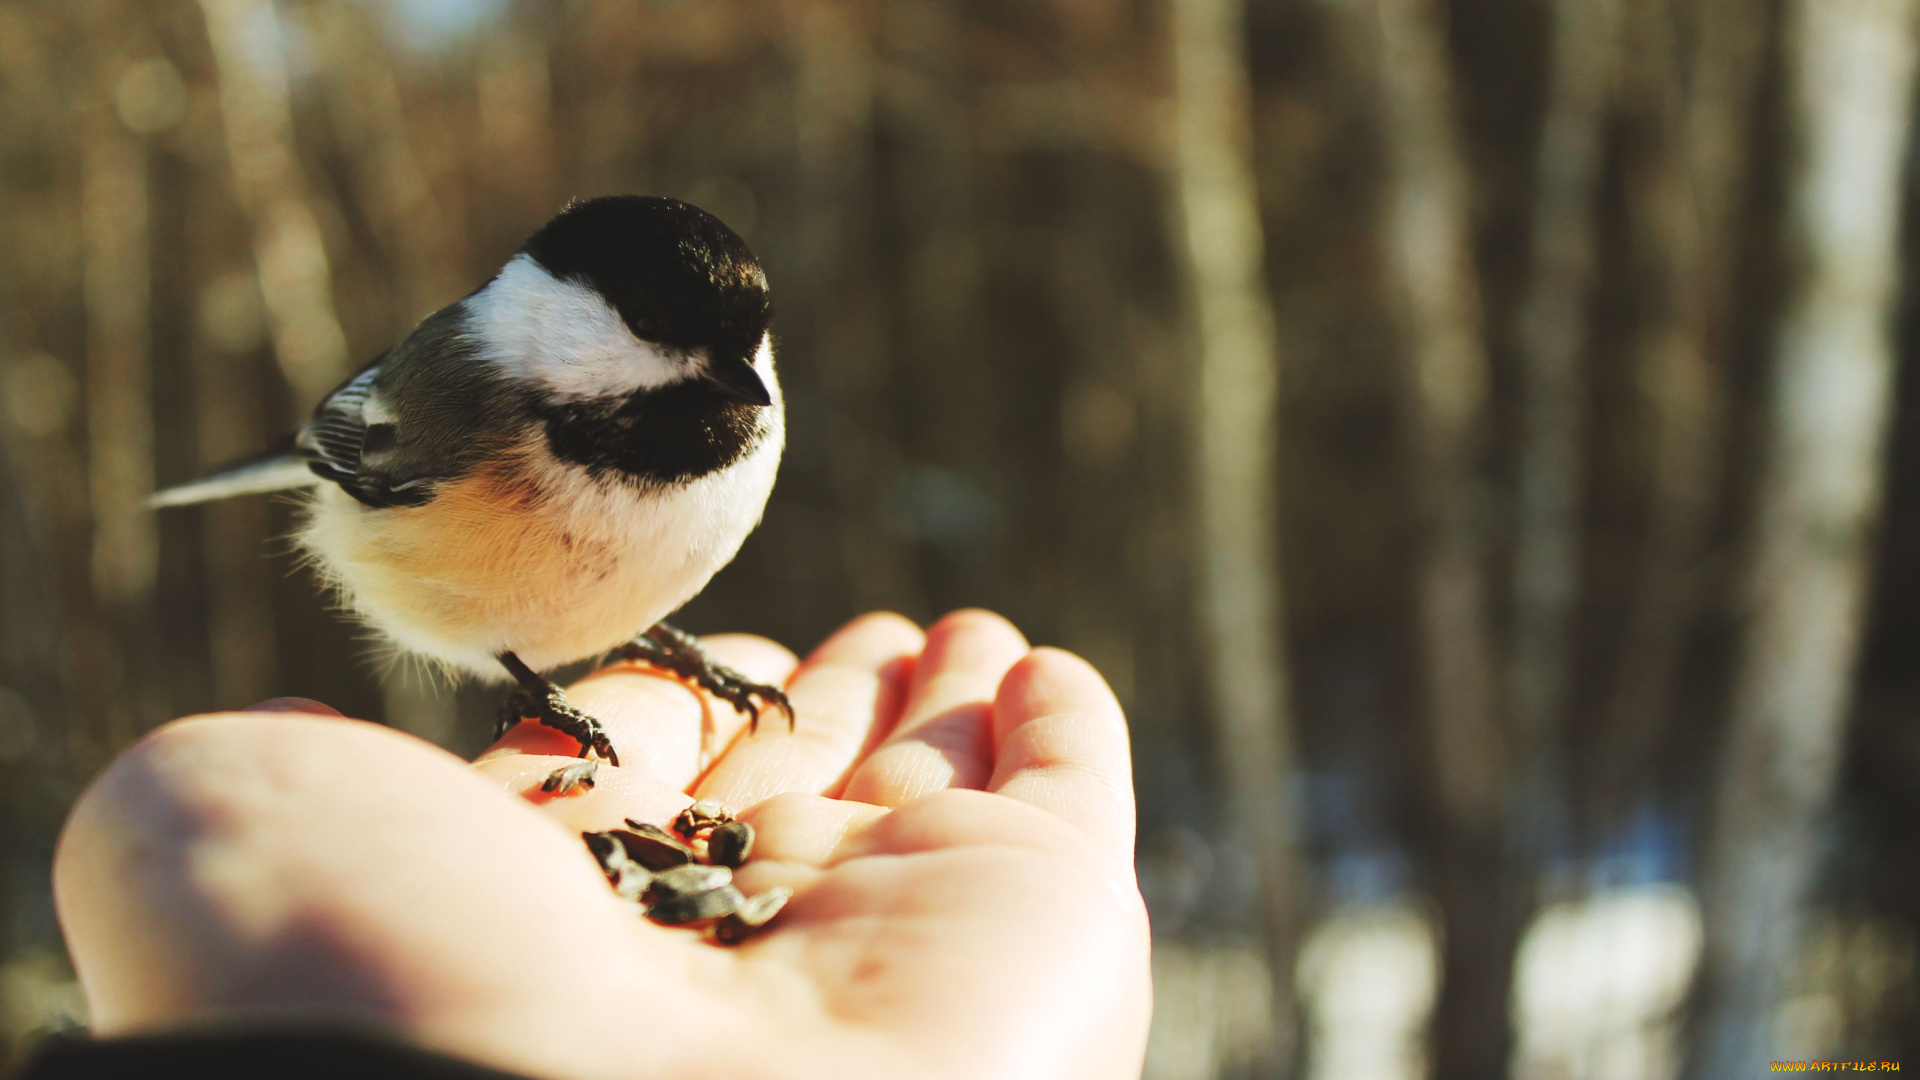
[611,823,696,869]
[582,831,627,872]
[647,863,732,901]
[706,820,755,867]
[646,884,744,926]
[673,800,733,839]
[541,759,599,794]
[714,886,793,945]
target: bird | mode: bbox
[154,195,792,794]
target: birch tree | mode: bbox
[1357,0,1506,1071]
[1599,0,1769,818]
[1696,0,1918,1069]
[81,106,154,607]
[1170,0,1303,1066]
[1508,0,1618,849]
[198,0,351,412]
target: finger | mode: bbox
[986,649,1135,865]
[840,610,1028,807]
[478,634,799,794]
[721,794,884,903]
[694,612,922,808]
[735,792,889,868]
[244,697,342,716]
[53,713,654,1080]
[469,749,696,835]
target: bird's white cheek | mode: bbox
[751,334,780,403]
[469,254,690,400]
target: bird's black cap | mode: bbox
[520,195,771,368]
[523,197,779,485]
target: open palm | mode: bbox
[54,611,1152,1080]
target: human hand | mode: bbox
[53,611,1152,1080]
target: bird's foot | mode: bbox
[615,622,795,734]
[496,652,621,789]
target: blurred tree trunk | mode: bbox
[1502,0,1620,1069]
[1694,0,1918,1070]
[190,271,279,712]
[1598,0,1769,823]
[74,13,167,752]
[1359,0,1505,1073]
[783,0,915,619]
[0,15,97,766]
[0,177,71,1069]
[198,0,350,413]
[474,29,558,234]
[1508,0,1618,857]
[304,2,468,327]
[890,3,985,592]
[81,125,155,612]
[1169,0,1303,1069]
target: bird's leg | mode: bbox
[615,622,795,734]
[496,651,619,795]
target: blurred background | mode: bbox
[1,0,1918,1075]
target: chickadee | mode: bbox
[156,195,791,793]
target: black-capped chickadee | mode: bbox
[155,195,792,793]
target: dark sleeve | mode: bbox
[14,1028,541,1080]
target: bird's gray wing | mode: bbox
[292,356,445,509]
[151,354,437,510]
[294,362,378,490]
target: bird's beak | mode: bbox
[702,350,773,406]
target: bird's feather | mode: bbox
[297,362,379,488]
[148,443,318,507]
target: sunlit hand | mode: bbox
[53,611,1152,1080]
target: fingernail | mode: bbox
[244,697,343,716]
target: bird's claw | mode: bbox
[616,623,796,734]
[496,652,622,770]
[697,670,794,735]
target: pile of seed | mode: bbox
[582,800,791,945]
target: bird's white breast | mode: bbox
[297,409,783,680]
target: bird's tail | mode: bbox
[149,438,319,508]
